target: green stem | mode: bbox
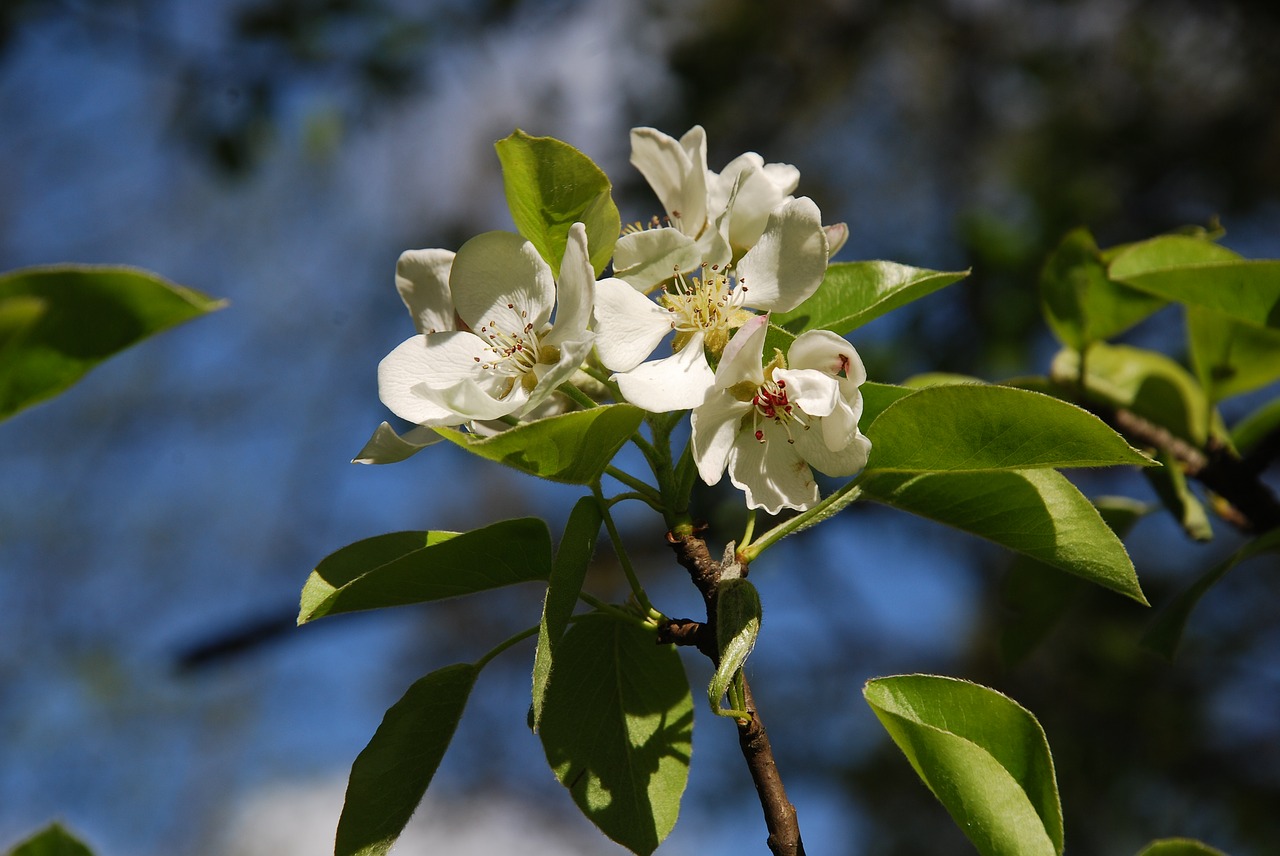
[474,624,540,671]
[578,592,656,628]
[558,381,599,410]
[593,482,655,613]
[605,465,662,504]
[740,509,758,553]
[739,482,864,564]
[605,491,665,513]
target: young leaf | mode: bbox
[299,519,553,623]
[708,577,762,718]
[863,384,1152,473]
[1142,451,1213,542]
[531,496,603,731]
[1231,394,1280,458]
[771,260,968,336]
[1108,238,1280,329]
[494,130,621,277]
[539,613,693,855]
[5,823,96,856]
[1186,306,1280,403]
[1135,839,1229,856]
[1052,344,1215,446]
[0,265,226,422]
[434,404,644,485]
[335,664,478,856]
[864,674,1063,856]
[1142,527,1280,658]
[861,468,1147,603]
[1039,228,1166,349]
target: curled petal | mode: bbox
[614,331,716,412]
[523,335,595,416]
[691,394,750,487]
[395,249,456,334]
[593,278,675,372]
[630,126,708,238]
[545,223,594,347]
[353,422,442,464]
[450,231,555,334]
[774,368,841,419]
[787,329,868,385]
[793,423,872,478]
[715,315,769,390]
[378,332,492,426]
[736,197,828,313]
[613,228,704,292]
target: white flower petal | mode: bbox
[523,335,595,415]
[592,278,675,372]
[691,394,749,486]
[613,228,704,292]
[725,158,800,250]
[395,249,456,334]
[450,231,555,333]
[614,331,716,412]
[378,332,492,426]
[715,315,769,390]
[545,223,594,347]
[735,197,828,313]
[774,368,841,419]
[630,126,708,238]
[352,422,442,464]
[728,427,820,513]
[824,222,849,259]
[787,329,867,385]
[793,424,872,478]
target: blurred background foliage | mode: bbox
[3,1,1279,854]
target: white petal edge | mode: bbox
[593,278,676,372]
[614,330,716,412]
[377,332,490,426]
[691,394,749,486]
[728,426,820,513]
[545,223,594,347]
[735,197,828,313]
[450,231,555,334]
[396,248,456,334]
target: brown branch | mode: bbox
[666,531,805,856]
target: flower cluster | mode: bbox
[365,126,871,512]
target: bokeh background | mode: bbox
[3,1,1280,853]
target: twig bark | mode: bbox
[663,532,806,856]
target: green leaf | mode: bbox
[1142,528,1280,658]
[861,468,1147,603]
[336,663,478,856]
[1186,305,1280,403]
[864,675,1063,856]
[299,519,553,623]
[772,261,968,335]
[860,381,917,426]
[495,130,621,277]
[1039,228,1166,349]
[999,496,1150,665]
[1142,451,1213,542]
[1231,394,1280,458]
[863,384,1152,473]
[532,496,602,731]
[709,577,761,718]
[1052,343,1215,446]
[435,404,644,485]
[1135,838,1230,856]
[0,265,226,422]
[6,824,95,856]
[1108,237,1280,329]
[539,613,693,855]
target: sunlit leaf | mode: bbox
[299,519,553,623]
[434,404,644,485]
[351,421,442,465]
[5,823,95,856]
[860,381,917,426]
[1052,344,1215,446]
[495,130,620,277]
[864,384,1152,473]
[861,468,1146,603]
[532,496,602,731]
[772,261,968,335]
[1142,528,1280,658]
[0,265,226,422]
[1186,306,1280,403]
[1039,228,1166,349]
[1142,451,1213,542]
[1135,838,1230,856]
[864,675,1063,856]
[539,613,692,855]
[336,664,478,856]
[708,577,761,717]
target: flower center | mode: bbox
[659,263,753,355]
[476,305,555,398]
[750,375,809,444]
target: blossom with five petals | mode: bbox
[378,223,595,427]
[690,316,872,514]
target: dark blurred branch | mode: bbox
[665,532,806,856]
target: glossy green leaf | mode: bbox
[1135,838,1229,856]
[772,261,968,335]
[864,384,1152,473]
[1052,344,1214,445]
[860,381,917,426]
[539,613,692,855]
[532,496,602,731]
[299,519,553,623]
[1040,228,1166,349]
[999,497,1150,665]
[861,468,1146,603]
[6,824,95,856]
[0,265,225,422]
[1108,237,1280,329]
[495,130,620,277]
[336,664,477,856]
[435,404,644,485]
[864,675,1063,856]
[1143,528,1280,658]
[709,577,761,718]
[1186,305,1280,402]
